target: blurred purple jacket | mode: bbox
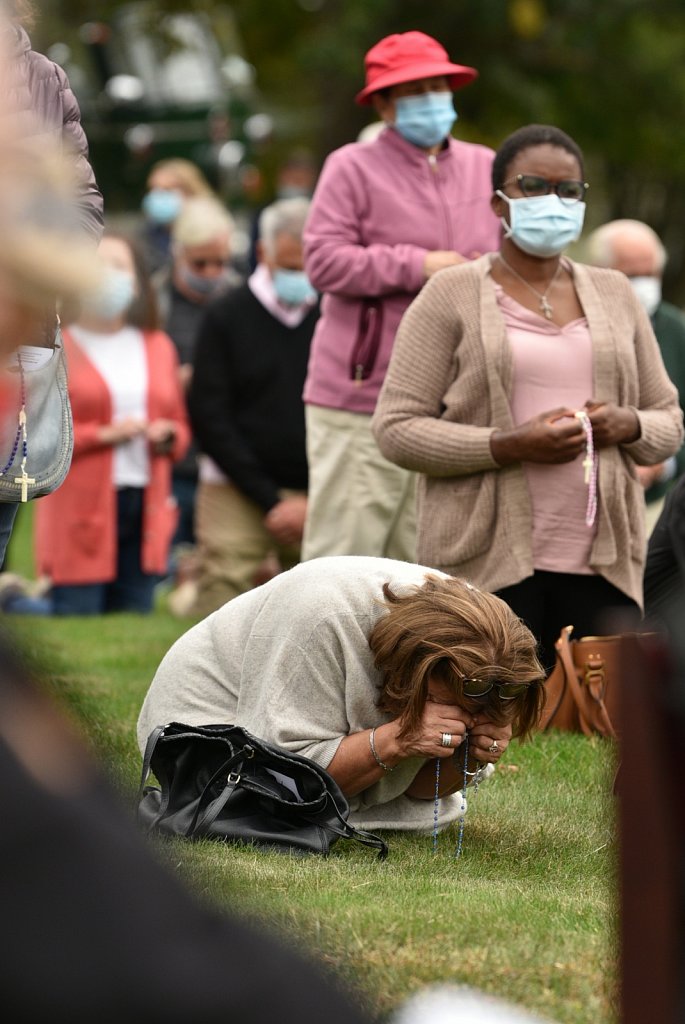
[7,25,104,242]
[303,126,499,414]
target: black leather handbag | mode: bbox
[137,722,388,859]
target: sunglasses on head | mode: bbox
[460,678,532,701]
[503,173,589,203]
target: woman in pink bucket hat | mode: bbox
[301,31,499,564]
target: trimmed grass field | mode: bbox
[6,503,617,1022]
[7,601,618,1024]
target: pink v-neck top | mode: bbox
[495,284,598,574]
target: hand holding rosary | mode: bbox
[432,732,493,856]
[574,409,598,527]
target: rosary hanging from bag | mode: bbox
[0,326,73,503]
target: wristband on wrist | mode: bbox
[369,727,395,772]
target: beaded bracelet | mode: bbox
[369,727,395,772]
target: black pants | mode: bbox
[496,570,640,673]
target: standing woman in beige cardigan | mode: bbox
[373,124,683,669]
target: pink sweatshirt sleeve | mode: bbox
[304,149,427,299]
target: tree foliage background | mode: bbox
[38,0,685,299]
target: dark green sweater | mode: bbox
[647,300,685,502]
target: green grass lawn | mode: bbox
[5,507,617,1023]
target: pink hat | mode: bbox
[355,31,478,106]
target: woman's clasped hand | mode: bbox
[395,691,512,764]
[492,401,641,468]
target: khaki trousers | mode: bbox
[301,404,416,562]
[191,481,303,618]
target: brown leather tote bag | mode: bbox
[540,625,621,738]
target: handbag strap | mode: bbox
[309,793,389,860]
[558,631,617,738]
[557,628,595,736]
[575,648,617,739]
[188,746,252,837]
[137,724,166,802]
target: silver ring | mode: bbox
[488,742,500,754]
[441,732,453,748]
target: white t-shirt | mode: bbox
[71,325,150,487]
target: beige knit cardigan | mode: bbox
[372,254,684,607]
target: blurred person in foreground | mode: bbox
[179,197,318,618]
[585,218,685,533]
[301,30,500,563]
[0,624,372,1024]
[0,0,103,566]
[140,157,217,274]
[393,985,555,1024]
[153,196,241,553]
[17,233,190,616]
[373,124,683,670]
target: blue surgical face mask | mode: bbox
[393,92,457,149]
[82,267,136,321]
[180,266,229,298]
[497,191,586,258]
[272,268,317,306]
[142,188,183,225]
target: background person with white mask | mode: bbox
[373,124,683,671]
[184,197,319,618]
[152,197,241,552]
[585,218,685,531]
[25,233,190,616]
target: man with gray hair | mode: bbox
[585,218,685,529]
[153,195,241,552]
[182,197,319,617]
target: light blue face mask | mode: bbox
[393,92,457,149]
[142,188,183,225]
[272,268,317,306]
[82,267,136,321]
[180,266,229,297]
[497,191,586,258]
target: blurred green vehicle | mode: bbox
[47,2,272,211]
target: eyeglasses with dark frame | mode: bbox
[502,173,589,204]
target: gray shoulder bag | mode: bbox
[0,326,74,502]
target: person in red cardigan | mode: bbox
[33,233,190,614]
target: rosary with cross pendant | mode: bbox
[0,357,35,502]
[14,468,35,502]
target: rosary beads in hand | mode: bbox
[432,733,487,857]
[574,410,598,528]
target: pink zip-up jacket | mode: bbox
[302,126,500,415]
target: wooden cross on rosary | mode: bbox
[14,468,35,502]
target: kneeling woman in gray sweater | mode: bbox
[137,556,544,832]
